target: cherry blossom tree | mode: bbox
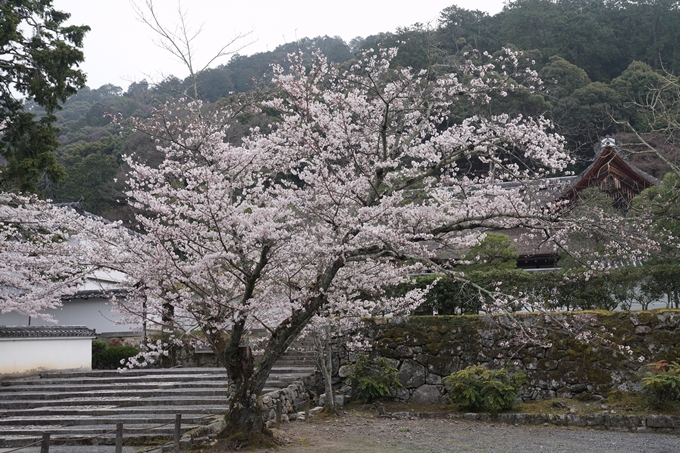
[0,194,129,321]
[115,47,585,444]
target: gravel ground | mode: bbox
[203,413,680,453]
[5,414,680,452]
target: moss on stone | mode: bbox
[362,310,680,403]
[537,359,559,371]
[423,342,445,355]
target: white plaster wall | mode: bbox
[0,298,140,334]
[82,271,128,290]
[0,337,93,375]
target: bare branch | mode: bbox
[130,0,253,99]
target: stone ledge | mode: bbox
[384,411,680,433]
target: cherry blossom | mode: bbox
[0,49,652,442]
[0,194,132,320]
[114,48,587,442]
[2,49,655,442]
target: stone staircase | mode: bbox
[0,349,316,448]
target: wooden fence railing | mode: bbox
[5,413,202,453]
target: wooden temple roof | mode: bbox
[558,138,661,207]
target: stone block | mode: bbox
[427,356,458,376]
[394,345,413,358]
[399,359,426,388]
[548,414,567,425]
[339,385,353,395]
[318,393,345,408]
[426,373,442,385]
[479,338,494,348]
[334,394,345,407]
[565,414,586,426]
[395,388,410,401]
[569,384,588,393]
[356,311,680,406]
[338,365,352,378]
[586,414,605,426]
[415,353,429,365]
[556,387,572,399]
[537,359,559,371]
[385,358,400,369]
[647,415,678,428]
[477,329,498,340]
[409,384,443,404]
[524,358,538,370]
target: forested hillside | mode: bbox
[40,0,680,222]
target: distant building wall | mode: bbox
[0,298,140,334]
[0,327,95,376]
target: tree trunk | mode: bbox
[218,344,277,448]
[221,379,272,447]
[315,326,337,414]
[215,257,347,445]
[218,319,305,446]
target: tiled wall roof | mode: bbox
[0,326,96,338]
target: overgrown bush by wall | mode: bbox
[92,340,139,369]
[332,311,680,405]
[395,264,680,315]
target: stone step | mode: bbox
[28,365,311,380]
[0,345,316,449]
[1,374,228,386]
[1,405,229,417]
[0,395,228,410]
[0,380,229,392]
[272,358,316,365]
[0,389,291,411]
[33,367,227,379]
[0,413,217,427]
[270,366,316,374]
[0,388,229,401]
[4,366,311,381]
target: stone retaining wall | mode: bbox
[259,377,315,422]
[333,310,680,404]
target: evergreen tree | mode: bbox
[0,0,89,193]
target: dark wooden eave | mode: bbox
[560,145,661,207]
[61,288,128,301]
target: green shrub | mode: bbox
[443,365,526,412]
[91,339,108,369]
[388,263,672,315]
[641,360,680,402]
[95,345,140,370]
[92,339,107,355]
[348,355,403,403]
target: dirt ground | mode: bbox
[200,411,680,453]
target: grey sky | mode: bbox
[53,1,507,90]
